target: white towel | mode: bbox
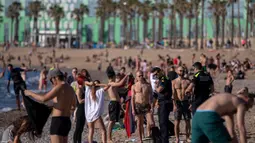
[84,86,105,123]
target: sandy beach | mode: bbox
[1,47,255,142]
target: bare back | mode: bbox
[173,78,190,101]
[52,83,76,117]
[133,82,151,104]
[198,93,246,116]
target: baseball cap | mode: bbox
[48,69,64,79]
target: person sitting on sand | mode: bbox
[192,87,254,143]
[1,115,39,143]
[224,70,234,93]
[106,71,130,143]
[25,69,76,143]
[85,80,110,143]
[131,71,155,143]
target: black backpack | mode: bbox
[150,127,162,143]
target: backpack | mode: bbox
[150,127,162,143]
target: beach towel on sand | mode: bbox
[85,86,105,123]
[22,95,52,135]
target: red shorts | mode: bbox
[42,79,47,85]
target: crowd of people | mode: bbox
[0,49,255,143]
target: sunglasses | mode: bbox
[138,75,143,77]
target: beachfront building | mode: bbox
[0,0,251,45]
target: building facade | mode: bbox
[0,0,250,45]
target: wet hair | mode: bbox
[12,116,39,140]
[21,63,25,67]
[81,69,92,81]
[8,64,13,68]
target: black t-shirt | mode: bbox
[10,68,24,84]
[158,76,172,102]
[167,71,178,81]
[192,71,214,102]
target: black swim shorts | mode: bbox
[174,100,191,120]
[50,117,71,137]
[108,101,121,122]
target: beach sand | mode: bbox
[1,47,255,142]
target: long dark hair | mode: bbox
[11,116,39,140]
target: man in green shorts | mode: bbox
[192,87,254,143]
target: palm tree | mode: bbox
[169,4,177,48]
[237,0,241,46]
[139,0,152,40]
[48,4,64,48]
[200,0,205,49]
[7,2,22,42]
[175,0,188,43]
[220,2,228,47]
[209,0,227,48]
[228,0,236,47]
[246,0,251,48]
[186,2,195,48]
[127,0,139,42]
[155,2,168,41]
[28,1,45,44]
[72,4,89,48]
[192,0,201,50]
[151,4,157,42]
[96,0,108,43]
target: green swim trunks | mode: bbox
[192,110,232,143]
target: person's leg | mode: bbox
[158,102,170,143]
[88,122,95,143]
[50,135,63,143]
[107,121,115,142]
[145,112,155,137]
[174,120,180,143]
[191,114,209,143]
[136,115,144,142]
[95,117,107,143]
[73,105,81,143]
[185,120,191,142]
[14,84,21,110]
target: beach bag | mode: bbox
[150,127,162,143]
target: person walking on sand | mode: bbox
[131,71,155,143]
[106,72,130,143]
[192,87,254,143]
[172,66,192,143]
[85,80,110,143]
[7,64,35,110]
[25,69,76,143]
[39,66,48,91]
[224,70,234,93]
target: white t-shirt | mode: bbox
[150,73,156,92]
[84,86,105,123]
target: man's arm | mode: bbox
[109,74,129,87]
[185,83,194,94]
[24,85,60,103]
[236,105,247,143]
[172,81,177,110]
[131,85,136,115]
[224,115,237,141]
[84,81,94,86]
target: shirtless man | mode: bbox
[225,70,234,93]
[25,69,76,143]
[106,72,130,142]
[172,66,191,143]
[192,87,254,143]
[20,63,28,81]
[131,71,155,143]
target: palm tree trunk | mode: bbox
[200,0,205,49]
[143,20,148,40]
[180,13,184,42]
[124,17,128,42]
[158,16,163,40]
[173,18,176,49]
[221,16,225,47]
[108,18,111,42]
[195,9,199,50]
[11,18,14,43]
[231,2,234,47]
[76,21,80,48]
[152,12,156,42]
[137,15,140,42]
[188,17,192,48]
[246,0,249,48]
[253,10,255,36]
[129,18,133,41]
[216,16,220,48]
[113,13,116,42]
[99,16,105,42]
[250,10,254,37]
[56,21,60,48]
[238,0,241,46]
[34,17,39,44]
[14,17,19,42]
